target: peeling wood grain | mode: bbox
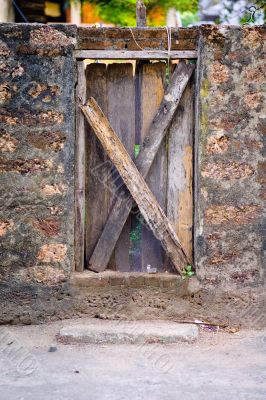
[167,78,194,263]
[106,63,135,272]
[85,63,110,267]
[137,62,166,272]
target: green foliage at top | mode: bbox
[146,0,197,13]
[90,0,137,26]
[88,0,198,26]
[180,10,199,26]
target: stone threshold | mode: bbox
[70,270,184,289]
[58,319,199,344]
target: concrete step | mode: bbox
[58,320,198,344]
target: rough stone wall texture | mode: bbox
[0,24,265,326]
[195,25,266,288]
[0,23,76,293]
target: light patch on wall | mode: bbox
[44,1,61,18]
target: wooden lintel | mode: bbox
[74,50,197,60]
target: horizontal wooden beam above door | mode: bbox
[74,50,197,60]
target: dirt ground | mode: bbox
[0,318,266,400]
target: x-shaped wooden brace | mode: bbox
[80,62,194,275]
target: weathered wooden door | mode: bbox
[79,60,194,273]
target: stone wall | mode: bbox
[0,24,76,290]
[0,23,265,326]
[195,25,265,288]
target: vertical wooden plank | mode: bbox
[138,62,167,272]
[167,76,194,262]
[106,63,135,271]
[85,63,110,267]
[70,0,81,24]
[75,61,86,272]
[136,0,147,27]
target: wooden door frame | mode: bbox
[74,50,198,273]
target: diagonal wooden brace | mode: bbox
[83,62,194,272]
[81,97,190,275]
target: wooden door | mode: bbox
[77,60,194,273]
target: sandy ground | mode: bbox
[0,317,266,400]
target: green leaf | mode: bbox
[134,144,140,158]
